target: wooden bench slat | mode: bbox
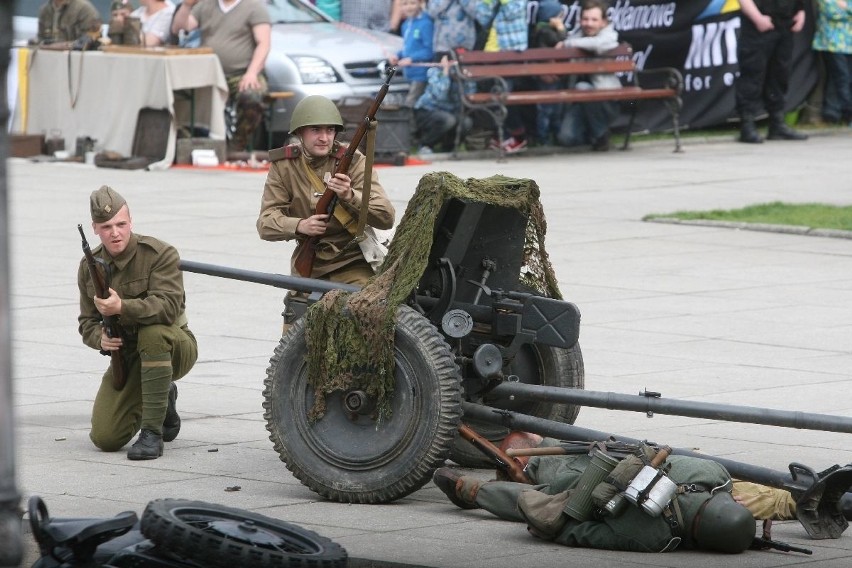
[462,60,636,79]
[454,44,633,65]
[466,87,679,106]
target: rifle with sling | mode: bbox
[293,66,397,277]
[78,224,127,391]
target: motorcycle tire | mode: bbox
[140,498,346,568]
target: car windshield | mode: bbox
[267,0,327,24]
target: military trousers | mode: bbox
[90,323,198,451]
[225,71,269,152]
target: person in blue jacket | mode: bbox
[389,0,434,106]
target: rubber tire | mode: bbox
[140,498,347,568]
[451,342,585,468]
[263,305,462,503]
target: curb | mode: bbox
[646,217,852,240]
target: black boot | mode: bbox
[162,383,181,442]
[127,429,163,460]
[739,117,763,144]
[767,113,808,140]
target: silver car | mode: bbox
[264,0,407,143]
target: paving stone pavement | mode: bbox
[6,130,852,567]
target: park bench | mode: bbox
[449,43,683,158]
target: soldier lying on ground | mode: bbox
[434,434,852,554]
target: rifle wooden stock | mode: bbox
[293,67,397,277]
[458,423,531,484]
[78,224,126,391]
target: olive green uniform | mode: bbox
[475,453,749,552]
[256,143,395,283]
[78,233,197,451]
[37,0,102,43]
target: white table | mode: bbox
[10,47,228,169]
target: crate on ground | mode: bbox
[337,97,411,165]
[175,138,227,165]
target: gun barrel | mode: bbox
[180,260,359,295]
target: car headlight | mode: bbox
[291,56,340,84]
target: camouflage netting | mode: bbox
[305,172,562,421]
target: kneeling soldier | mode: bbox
[78,186,198,460]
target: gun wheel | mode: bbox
[451,343,585,467]
[263,305,462,503]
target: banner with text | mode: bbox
[529,0,817,133]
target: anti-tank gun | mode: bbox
[181,173,852,539]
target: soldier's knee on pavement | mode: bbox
[90,427,134,452]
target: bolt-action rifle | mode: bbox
[78,224,126,390]
[293,66,397,277]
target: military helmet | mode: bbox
[289,95,344,134]
[691,492,755,553]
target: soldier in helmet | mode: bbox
[78,186,198,460]
[36,0,102,44]
[256,95,396,287]
[433,440,785,554]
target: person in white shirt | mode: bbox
[131,0,176,46]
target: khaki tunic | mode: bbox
[256,144,396,279]
[38,0,102,43]
[78,233,188,347]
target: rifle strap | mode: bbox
[354,119,378,239]
[300,155,358,236]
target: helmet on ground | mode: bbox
[692,492,755,553]
[289,95,344,134]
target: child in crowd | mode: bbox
[413,54,471,154]
[390,0,435,107]
[530,0,567,145]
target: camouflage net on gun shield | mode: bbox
[305,172,562,421]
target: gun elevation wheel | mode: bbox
[452,342,584,467]
[263,305,462,503]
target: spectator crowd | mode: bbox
[33,0,852,157]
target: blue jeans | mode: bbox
[414,108,470,149]
[555,82,618,147]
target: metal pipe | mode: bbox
[461,402,816,495]
[180,260,359,294]
[488,382,852,435]
[0,3,23,562]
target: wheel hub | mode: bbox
[208,519,284,547]
[343,390,376,417]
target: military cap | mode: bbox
[90,185,127,222]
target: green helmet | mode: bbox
[289,95,344,134]
[691,492,755,553]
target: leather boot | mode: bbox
[739,117,763,144]
[767,113,808,140]
[433,467,481,509]
[127,429,164,460]
[162,383,181,443]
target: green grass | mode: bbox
[644,201,852,232]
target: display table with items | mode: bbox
[9,46,228,169]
